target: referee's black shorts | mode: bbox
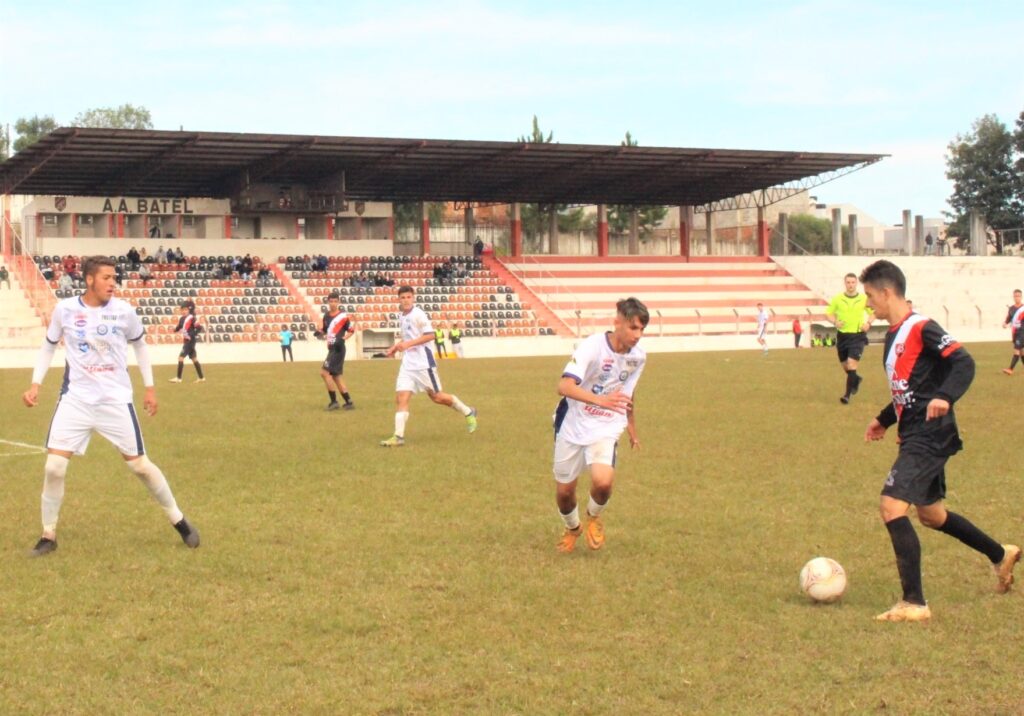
[322,344,346,376]
[836,332,868,362]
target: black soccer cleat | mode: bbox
[30,537,57,557]
[839,395,850,405]
[326,401,341,411]
[173,518,201,549]
[342,401,355,410]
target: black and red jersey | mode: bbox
[175,314,198,342]
[322,311,353,350]
[876,312,974,455]
[1005,305,1024,332]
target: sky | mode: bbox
[1,0,1022,224]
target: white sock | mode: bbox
[394,411,409,438]
[41,454,70,534]
[127,456,184,524]
[587,494,607,518]
[560,505,580,530]
[450,396,472,416]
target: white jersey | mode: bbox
[757,309,769,332]
[398,305,437,371]
[556,332,646,445]
[46,296,146,405]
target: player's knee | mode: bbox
[918,509,946,529]
[45,453,70,482]
[125,455,153,476]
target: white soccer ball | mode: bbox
[799,557,847,603]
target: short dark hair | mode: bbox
[1015,289,1022,295]
[844,272,858,280]
[859,260,906,297]
[616,297,650,327]
[327,291,340,300]
[398,285,415,296]
[82,255,115,278]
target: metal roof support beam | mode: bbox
[216,138,320,196]
[1,130,78,195]
[100,135,201,195]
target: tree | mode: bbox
[516,116,562,250]
[13,115,58,153]
[392,201,446,231]
[607,132,668,239]
[73,104,153,129]
[945,114,1022,250]
[786,214,848,255]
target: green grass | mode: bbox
[2,344,1023,714]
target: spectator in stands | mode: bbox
[0,265,10,289]
[149,223,161,238]
[127,247,141,269]
[450,322,464,358]
[58,271,73,292]
[114,263,124,287]
[42,262,57,281]
[473,237,484,257]
[241,255,254,281]
[62,255,77,277]
[924,233,934,255]
[257,266,271,280]
[155,245,167,263]
[140,247,150,263]
[139,262,152,286]
[434,326,448,358]
[301,255,312,272]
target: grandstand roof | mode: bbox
[0,127,885,209]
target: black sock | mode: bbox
[328,390,337,402]
[885,516,925,605]
[342,392,351,403]
[844,369,855,396]
[1011,356,1019,370]
[194,362,204,379]
[937,511,1005,564]
[176,363,183,379]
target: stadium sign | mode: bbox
[40,195,230,215]
[101,197,195,214]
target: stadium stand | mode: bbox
[286,254,557,337]
[497,256,828,336]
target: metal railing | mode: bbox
[506,254,580,336]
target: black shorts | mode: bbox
[179,340,197,359]
[836,332,868,362]
[322,345,346,375]
[880,445,948,506]
[1013,330,1024,350]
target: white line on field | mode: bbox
[0,438,46,454]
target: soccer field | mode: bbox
[1,343,1021,714]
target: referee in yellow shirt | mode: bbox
[826,272,875,404]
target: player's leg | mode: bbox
[1005,340,1021,375]
[188,345,205,381]
[582,440,617,550]
[381,390,413,446]
[553,438,586,552]
[32,397,94,555]
[918,498,1020,594]
[427,387,477,432]
[331,374,353,409]
[320,360,341,410]
[170,349,186,382]
[100,403,199,548]
[876,495,929,620]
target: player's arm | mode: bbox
[1004,307,1015,328]
[925,324,974,420]
[130,335,158,416]
[24,309,64,407]
[865,403,896,442]
[825,297,843,329]
[626,390,640,450]
[558,376,631,414]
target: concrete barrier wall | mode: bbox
[31,238,395,263]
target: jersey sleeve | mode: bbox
[45,304,64,344]
[417,310,432,335]
[562,338,597,384]
[922,319,974,403]
[126,306,146,342]
[825,294,839,316]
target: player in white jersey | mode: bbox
[20,256,200,556]
[379,285,477,447]
[553,297,648,553]
[755,302,769,354]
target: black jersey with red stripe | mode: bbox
[175,314,198,342]
[322,311,352,350]
[876,312,974,455]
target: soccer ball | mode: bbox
[799,557,847,603]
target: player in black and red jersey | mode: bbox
[316,291,355,411]
[860,260,1020,622]
[1000,289,1024,375]
[169,300,205,384]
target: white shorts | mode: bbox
[46,395,146,457]
[552,436,617,484]
[395,366,443,394]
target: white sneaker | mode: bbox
[168,377,182,383]
[194,378,206,383]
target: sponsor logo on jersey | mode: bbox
[75,318,87,328]
[592,385,604,395]
[619,371,628,381]
[937,334,956,350]
[895,343,905,356]
[96,324,108,335]
[77,342,89,353]
[601,359,614,372]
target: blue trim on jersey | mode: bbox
[612,441,618,468]
[553,397,569,438]
[128,329,145,342]
[427,367,440,392]
[425,345,437,368]
[46,336,60,345]
[561,371,582,385]
[59,360,70,396]
[126,403,145,456]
